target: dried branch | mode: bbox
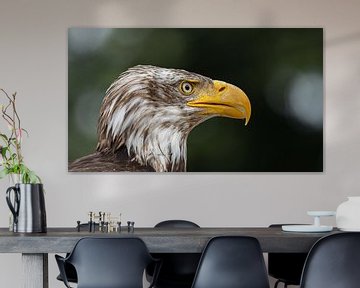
[0,88,40,183]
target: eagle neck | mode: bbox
[106,102,191,172]
[129,124,188,172]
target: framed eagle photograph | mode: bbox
[68,28,323,172]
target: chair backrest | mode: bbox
[150,220,201,287]
[66,237,154,288]
[300,232,360,288]
[155,219,200,228]
[191,236,270,288]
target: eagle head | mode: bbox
[97,65,251,172]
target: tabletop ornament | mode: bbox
[0,89,46,233]
[76,211,135,233]
[282,211,336,232]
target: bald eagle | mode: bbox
[69,65,251,172]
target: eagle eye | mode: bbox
[180,81,194,95]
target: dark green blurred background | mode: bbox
[68,28,323,172]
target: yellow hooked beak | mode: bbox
[187,80,251,125]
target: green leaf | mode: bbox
[28,170,40,184]
[19,163,27,172]
[0,168,8,179]
[11,153,17,161]
[0,134,8,141]
[19,164,41,184]
[0,146,8,157]
[11,164,20,174]
[7,167,15,174]
[21,173,29,184]
[21,128,29,137]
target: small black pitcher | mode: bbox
[6,183,47,233]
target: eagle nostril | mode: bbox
[219,86,226,92]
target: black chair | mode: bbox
[147,220,201,288]
[55,237,160,288]
[300,232,360,288]
[56,223,99,284]
[56,262,77,284]
[268,224,308,288]
[191,236,270,288]
[154,220,200,229]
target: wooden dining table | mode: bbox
[0,226,339,288]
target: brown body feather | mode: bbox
[69,147,154,172]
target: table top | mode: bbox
[0,227,340,254]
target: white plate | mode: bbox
[282,225,333,232]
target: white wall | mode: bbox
[0,0,360,287]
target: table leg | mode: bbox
[22,253,48,288]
